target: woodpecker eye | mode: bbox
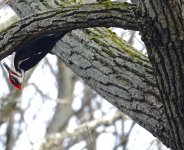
[10,76,20,85]
[10,77,15,83]
[11,71,19,77]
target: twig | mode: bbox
[146,139,158,150]
[40,113,122,150]
[86,124,95,150]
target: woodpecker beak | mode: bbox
[3,62,12,73]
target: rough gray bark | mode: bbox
[1,0,183,149]
[54,27,168,142]
[0,2,138,60]
[131,1,184,149]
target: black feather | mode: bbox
[14,32,67,72]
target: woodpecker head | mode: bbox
[3,62,24,90]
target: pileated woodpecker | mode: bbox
[3,32,67,90]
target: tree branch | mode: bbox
[40,113,123,150]
[52,28,170,145]
[0,2,138,60]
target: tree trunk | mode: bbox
[0,0,182,149]
[46,62,76,150]
[131,1,184,149]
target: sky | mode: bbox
[0,3,15,23]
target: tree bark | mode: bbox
[131,1,184,149]
[1,0,183,149]
[0,2,138,60]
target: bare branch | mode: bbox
[40,113,123,150]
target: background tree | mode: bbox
[0,0,183,149]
